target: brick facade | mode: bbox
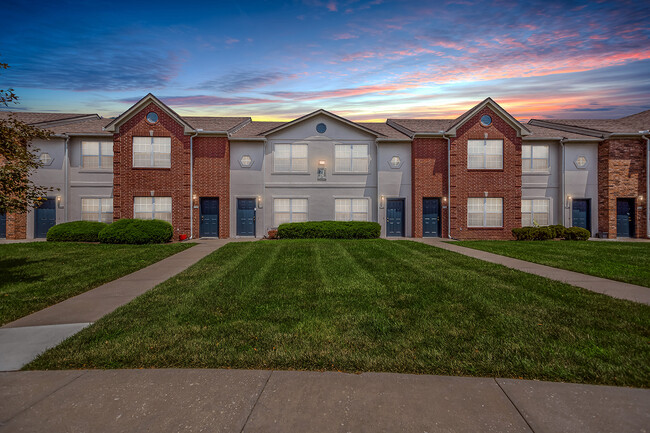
[449,107,522,240]
[5,212,26,239]
[411,137,448,238]
[598,138,647,238]
[192,136,230,239]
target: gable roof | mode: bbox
[259,109,386,137]
[0,111,98,125]
[529,109,650,136]
[446,97,531,137]
[103,93,196,133]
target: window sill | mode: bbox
[132,167,171,170]
[522,171,551,175]
[79,169,113,174]
[271,172,310,175]
[467,169,504,172]
[332,172,370,175]
[466,227,504,230]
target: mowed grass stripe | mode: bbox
[26,239,650,388]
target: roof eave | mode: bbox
[261,109,385,137]
[104,93,195,134]
[446,97,532,137]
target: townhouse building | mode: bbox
[1,95,648,241]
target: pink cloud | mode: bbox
[332,32,358,40]
[326,1,337,11]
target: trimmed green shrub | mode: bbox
[98,219,173,244]
[511,226,554,241]
[278,221,381,239]
[564,226,591,241]
[548,224,567,239]
[46,221,108,242]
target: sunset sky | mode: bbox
[2,0,649,121]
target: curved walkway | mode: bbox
[0,239,234,371]
[413,238,650,305]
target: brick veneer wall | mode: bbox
[598,138,647,238]
[113,102,192,240]
[6,212,26,239]
[411,137,448,237]
[192,136,230,239]
[449,106,522,240]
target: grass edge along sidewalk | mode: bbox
[0,242,194,326]
[450,240,650,288]
[26,239,650,388]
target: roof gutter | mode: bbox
[442,132,452,239]
[63,134,70,223]
[560,138,566,228]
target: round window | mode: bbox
[389,156,401,168]
[39,153,53,166]
[316,123,327,133]
[146,112,159,124]
[480,115,492,126]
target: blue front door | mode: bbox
[35,198,56,238]
[422,198,440,237]
[616,198,635,238]
[386,199,405,237]
[0,213,5,238]
[237,198,256,236]
[200,198,219,237]
[572,199,591,234]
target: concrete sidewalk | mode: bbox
[0,239,235,371]
[413,238,650,305]
[0,369,647,432]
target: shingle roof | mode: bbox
[0,111,97,125]
[230,121,287,138]
[386,119,455,136]
[524,124,596,139]
[183,116,250,132]
[356,122,410,139]
[529,110,650,135]
[47,117,113,135]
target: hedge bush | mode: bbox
[512,224,590,241]
[278,221,381,239]
[98,219,173,244]
[564,226,591,241]
[46,221,108,242]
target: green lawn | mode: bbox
[451,240,650,288]
[0,242,194,325]
[26,240,650,387]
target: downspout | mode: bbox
[642,131,650,238]
[442,133,451,239]
[63,134,70,223]
[189,131,198,239]
[560,137,566,226]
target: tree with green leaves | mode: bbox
[1,59,54,214]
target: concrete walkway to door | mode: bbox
[412,238,650,305]
[0,239,238,371]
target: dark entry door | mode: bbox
[386,199,405,237]
[35,198,56,238]
[0,213,5,238]
[616,198,635,238]
[572,199,591,234]
[237,198,256,236]
[422,198,440,237]
[200,198,219,237]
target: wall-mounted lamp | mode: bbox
[380,195,385,209]
[639,195,644,202]
[565,194,572,208]
[150,190,155,197]
[317,160,327,181]
[442,196,447,203]
[257,195,263,209]
[318,160,326,166]
[56,195,63,209]
[483,191,489,197]
[192,193,198,202]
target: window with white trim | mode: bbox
[82,141,113,169]
[335,198,368,221]
[468,139,503,169]
[467,197,503,227]
[134,197,172,223]
[274,143,308,172]
[522,144,549,172]
[335,144,368,172]
[133,137,171,168]
[522,199,549,226]
[273,198,308,226]
[81,198,113,223]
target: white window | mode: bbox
[335,144,368,172]
[522,199,549,226]
[81,198,113,223]
[274,143,308,172]
[274,198,308,226]
[468,139,503,169]
[82,141,113,169]
[133,137,171,168]
[467,197,503,227]
[134,197,172,223]
[522,144,549,172]
[335,198,369,221]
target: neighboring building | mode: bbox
[1,95,648,240]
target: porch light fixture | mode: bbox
[566,194,572,208]
[56,195,63,208]
[442,196,447,203]
[639,195,644,202]
[257,195,263,208]
[192,193,198,201]
[380,195,385,209]
[318,160,326,166]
